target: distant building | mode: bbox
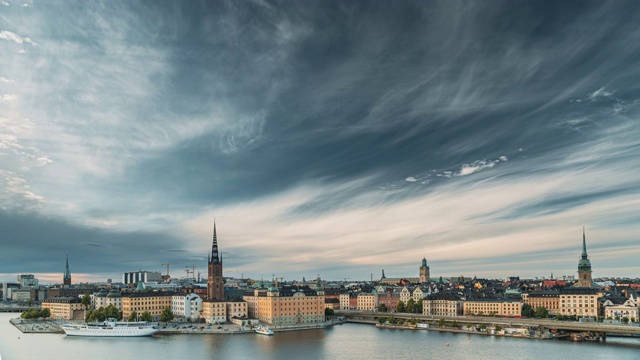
[463,298,522,317]
[93,288,123,311]
[17,274,38,287]
[172,293,203,321]
[243,278,325,325]
[42,297,84,320]
[522,291,560,315]
[558,287,600,317]
[122,271,163,286]
[122,293,173,321]
[2,282,20,301]
[423,293,461,317]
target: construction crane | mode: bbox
[161,262,170,277]
[184,269,191,279]
[197,271,202,282]
[185,265,196,280]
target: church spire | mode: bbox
[63,252,71,286]
[211,220,220,264]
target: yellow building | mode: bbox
[226,299,248,320]
[357,292,378,311]
[522,291,560,315]
[559,288,600,317]
[243,284,325,325]
[423,294,461,317]
[463,299,522,317]
[122,293,172,321]
[41,297,85,320]
[202,300,227,324]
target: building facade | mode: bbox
[42,297,84,320]
[122,293,173,321]
[243,284,325,325]
[122,271,163,286]
[202,300,227,324]
[559,288,600,317]
[423,294,461,317]
[172,293,203,321]
[522,291,560,315]
[357,292,378,311]
[463,299,522,317]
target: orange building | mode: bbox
[243,283,325,325]
[122,293,172,321]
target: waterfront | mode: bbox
[1,314,639,360]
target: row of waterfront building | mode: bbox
[10,224,640,326]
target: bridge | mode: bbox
[0,305,40,313]
[338,311,640,339]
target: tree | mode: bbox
[621,317,629,324]
[81,293,92,309]
[85,309,95,323]
[160,307,175,322]
[105,304,120,320]
[39,308,50,319]
[495,325,502,332]
[140,311,152,322]
[128,311,138,322]
[466,323,472,330]
[521,304,534,318]
[377,304,387,312]
[378,317,387,324]
[535,306,549,319]
[396,301,406,313]
[407,299,416,314]
[415,299,423,314]
[438,318,445,327]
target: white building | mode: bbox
[172,293,203,321]
[93,289,123,311]
[17,274,39,287]
[603,295,638,322]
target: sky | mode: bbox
[1,1,639,284]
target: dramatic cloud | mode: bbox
[1,1,639,282]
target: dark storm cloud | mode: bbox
[2,1,640,280]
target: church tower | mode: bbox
[207,221,224,300]
[63,253,71,287]
[419,257,430,283]
[576,227,593,288]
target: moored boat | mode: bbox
[254,325,274,336]
[62,318,159,337]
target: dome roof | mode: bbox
[578,258,591,272]
[106,289,122,298]
[95,289,108,297]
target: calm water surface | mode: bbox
[1,313,639,360]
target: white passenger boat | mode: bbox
[62,318,159,337]
[254,325,274,336]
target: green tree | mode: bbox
[415,299,423,314]
[466,323,472,330]
[160,307,175,322]
[140,311,152,322]
[452,321,459,328]
[438,318,445,327]
[128,310,138,322]
[495,325,502,332]
[81,293,92,309]
[479,324,486,330]
[85,309,95,323]
[521,304,535,318]
[396,301,406,313]
[535,306,549,319]
[621,317,629,324]
[105,304,120,320]
[377,304,387,312]
[93,307,107,322]
[39,308,51,319]
[407,298,416,314]
[378,317,387,324]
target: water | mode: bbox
[1,313,639,360]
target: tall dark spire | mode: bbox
[63,252,71,286]
[211,220,220,264]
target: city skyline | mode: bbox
[2,1,640,282]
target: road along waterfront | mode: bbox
[1,313,639,360]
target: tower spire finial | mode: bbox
[211,219,219,264]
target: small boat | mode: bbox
[62,318,159,337]
[568,333,584,342]
[254,325,274,336]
